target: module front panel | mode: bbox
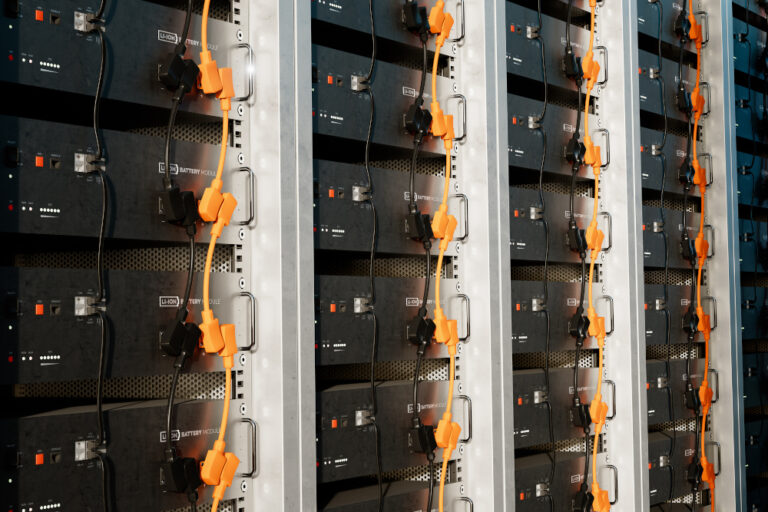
[0,115,243,243]
[514,452,586,512]
[0,267,248,383]
[1,0,241,116]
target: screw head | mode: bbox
[238,153,246,164]
[237,105,245,116]
[239,278,246,289]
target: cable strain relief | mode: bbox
[165,447,177,462]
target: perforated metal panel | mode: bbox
[510,264,598,283]
[366,157,447,178]
[163,499,236,512]
[646,344,703,360]
[15,372,226,400]
[643,197,697,212]
[129,121,226,146]
[317,255,453,279]
[14,244,233,273]
[384,461,456,484]
[146,0,232,20]
[515,180,593,197]
[513,350,597,370]
[315,358,449,382]
[644,269,694,286]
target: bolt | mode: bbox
[239,278,246,289]
[238,153,245,164]
[456,282,462,292]
[459,445,465,455]
[240,403,247,415]
[240,480,248,492]
[237,30,244,41]
[237,105,245,116]
[239,354,247,366]
[239,228,246,240]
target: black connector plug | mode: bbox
[568,311,590,344]
[683,308,699,335]
[684,385,701,413]
[674,12,691,41]
[567,223,588,255]
[686,461,702,486]
[403,0,429,35]
[563,46,583,84]
[680,233,697,265]
[571,402,592,429]
[161,321,201,360]
[408,423,437,455]
[676,85,692,116]
[405,103,433,137]
[404,212,434,243]
[407,315,436,347]
[678,157,695,186]
[565,134,585,170]
[160,456,203,494]
[573,485,594,512]
[160,186,199,227]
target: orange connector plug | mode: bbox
[439,215,458,252]
[428,1,445,34]
[433,308,450,344]
[591,483,611,512]
[211,452,240,504]
[431,101,447,137]
[200,310,225,353]
[199,50,223,95]
[435,13,454,49]
[211,193,238,238]
[200,440,227,485]
[219,323,238,369]
[217,67,236,112]
[442,115,455,150]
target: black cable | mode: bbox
[93,0,107,21]
[179,0,193,53]
[566,0,574,49]
[96,310,108,446]
[409,139,421,214]
[93,29,107,162]
[535,0,547,122]
[426,461,435,512]
[165,365,182,456]
[412,350,424,424]
[163,92,184,190]
[422,245,431,317]
[360,2,381,508]
[95,169,108,303]
[418,39,428,106]
[653,0,668,151]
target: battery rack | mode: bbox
[1,1,259,511]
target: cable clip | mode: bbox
[527,115,541,130]
[74,296,104,316]
[350,74,370,92]
[74,152,106,174]
[352,185,371,202]
[353,297,372,314]
[525,25,540,40]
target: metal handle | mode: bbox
[609,467,619,505]
[701,82,712,117]
[238,291,257,350]
[446,0,465,44]
[708,368,719,403]
[696,11,710,46]
[456,395,473,442]
[447,94,467,142]
[237,167,255,226]
[454,497,473,512]
[704,224,715,257]
[599,295,615,336]
[598,211,612,252]
[450,194,469,242]
[700,153,714,187]
[605,379,616,420]
[450,294,471,340]
[595,128,611,169]
[702,296,718,330]
[235,418,259,477]
[233,43,254,102]
[595,46,608,86]
[708,441,722,476]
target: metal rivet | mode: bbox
[459,445,465,455]
[458,383,463,393]
[239,278,246,289]
[237,105,244,116]
[240,480,248,492]
[239,354,247,366]
[453,83,458,93]
[238,153,245,164]
[460,485,465,495]
[236,30,243,41]
[240,403,247,415]
[239,228,246,240]
[456,282,462,292]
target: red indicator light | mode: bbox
[7,204,13,212]
[327,75,334,85]
[35,155,44,167]
[510,25,516,33]
[35,304,44,316]
[330,303,336,313]
[35,453,44,465]
[519,492,524,501]
[512,117,517,125]
[331,419,338,429]
[642,224,646,231]
[7,356,13,363]
[515,303,520,311]
[7,54,13,62]
[35,10,44,21]
[517,397,523,406]
[328,189,335,198]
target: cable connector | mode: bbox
[74,11,100,33]
[439,215,458,252]
[217,67,236,112]
[218,323,237,366]
[527,115,541,130]
[161,321,202,359]
[700,455,715,487]
[698,379,713,410]
[430,101,447,137]
[684,385,701,413]
[403,1,429,35]
[569,310,590,343]
[211,453,239,504]
[198,50,223,95]
[408,423,437,455]
[676,85,692,115]
[74,296,104,317]
[407,315,436,346]
[160,456,202,494]
[563,46,583,84]
[581,50,601,89]
[433,308,450,344]
[687,460,702,486]
[574,486,595,512]
[351,74,370,92]
[405,103,433,137]
[446,319,459,356]
[432,204,450,239]
[525,25,540,40]
[200,440,227,485]
[565,134,585,168]
[442,115,455,149]
[200,310,225,353]
[435,13,454,49]
[649,67,659,80]
[428,1,445,34]
[404,212,434,243]
[571,402,592,429]
[211,193,238,238]
[74,152,106,174]
[568,224,588,254]
[199,179,225,223]
[589,396,608,427]
[160,186,199,227]
[590,483,610,512]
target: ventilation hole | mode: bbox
[316,358,449,383]
[511,264,598,283]
[644,269,694,286]
[513,350,596,370]
[316,254,453,279]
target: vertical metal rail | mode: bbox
[245,0,316,510]
[441,0,515,510]
[593,1,650,510]
[701,0,746,509]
